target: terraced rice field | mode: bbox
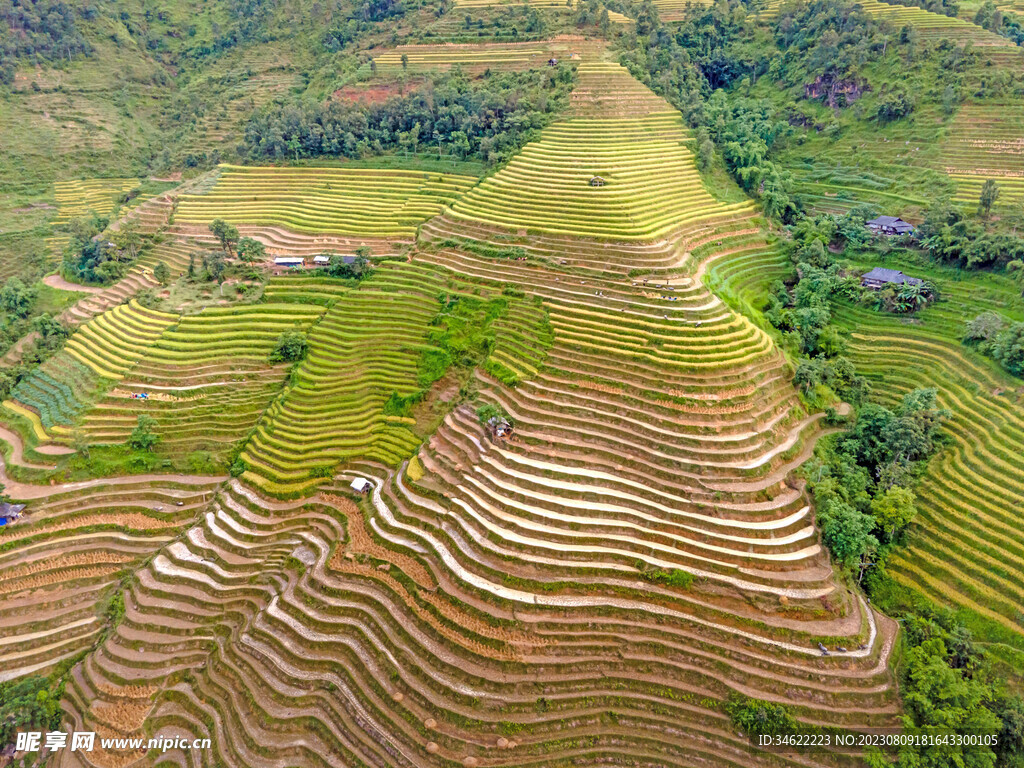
[452,0,568,7]
[7,301,178,448]
[0,62,906,768]
[0,476,223,683]
[51,178,141,224]
[174,165,477,241]
[941,104,1024,210]
[238,262,450,494]
[653,0,713,21]
[10,297,328,461]
[760,0,1024,64]
[175,69,302,159]
[783,102,950,216]
[371,38,595,73]
[77,304,326,457]
[833,302,1024,637]
[445,62,753,239]
[857,0,1022,61]
[710,239,1024,643]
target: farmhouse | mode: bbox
[274,256,305,268]
[866,215,915,236]
[861,267,924,290]
[350,477,372,494]
[313,255,330,266]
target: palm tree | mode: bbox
[895,282,931,313]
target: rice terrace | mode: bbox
[2,0,1024,766]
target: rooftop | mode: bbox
[861,267,924,286]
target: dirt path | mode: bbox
[34,443,76,455]
[0,425,59,470]
[43,274,105,294]
[0,458,226,500]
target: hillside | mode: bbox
[2,1,1024,766]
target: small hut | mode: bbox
[350,477,372,494]
[589,176,606,187]
[486,417,513,439]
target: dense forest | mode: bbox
[0,0,91,82]
[243,66,575,165]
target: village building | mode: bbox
[274,256,305,268]
[350,477,372,494]
[865,215,915,236]
[313,254,330,266]
[860,267,924,290]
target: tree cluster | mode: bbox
[807,388,947,580]
[0,0,91,83]
[964,312,1024,378]
[764,214,877,403]
[243,67,574,166]
[861,598,1024,767]
[0,675,64,746]
[60,217,146,286]
[325,252,370,280]
[918,201,1024,270]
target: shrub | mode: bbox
[992,323,1024,377]
[724,694,800,737]
[874,89,914,123]
[269,330,308,363]
[963,311,1004,348]
[128,415,159,452]
[476,403,510,427]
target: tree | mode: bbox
[793,359,822,393]
[111,220,142,261]
[153,261,170,286]
[237,237,266,264]
[400,52,408,70]
[697,138,714,172]
[974,0,1002,30]
[0,277,36,318]
[963,311,1004,346]
[128,415,159,452]
[992,322,1024,376]
[819,499,878,568]
[978,179,1000,219]
[941,84,958,115]
[269,330,308,363]
[209,219,240,256]
[870,486,917,542]
[1008,259,1024,295]
[899,638,1002,768]
[875,89,914,123]
[892,281,932,314]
